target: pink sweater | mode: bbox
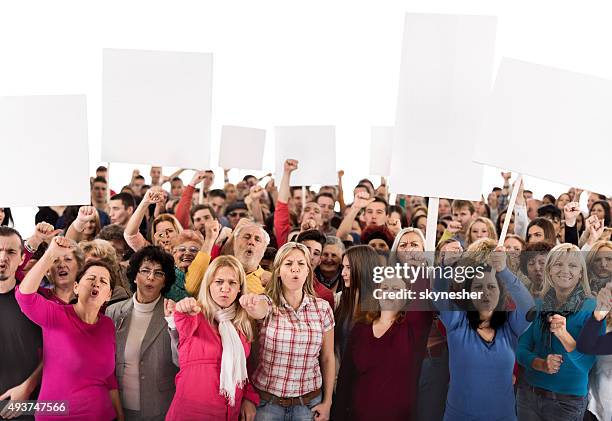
[166,311,259,421]
[15,288,118,421]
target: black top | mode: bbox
[576,314,612,355]
[0,286,42,395]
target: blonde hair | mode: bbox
[541,243,591,297]
[266,242,315,307]
[80,239,119,264]
[391,227,425,252]
[586,240,612,272]
[197,255,254,341]
[150,214,183,246]
[466,217,498,246]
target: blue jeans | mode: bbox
[417,350,449,421]
[254,393,322,421]
[516,386,587,421]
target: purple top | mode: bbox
[15,288,118,421]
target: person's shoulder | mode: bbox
[105,299,131,320]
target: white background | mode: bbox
[2,0,610,236]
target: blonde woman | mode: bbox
[465,217,498,247]
[248,242,335,421]
[517,243,600,420]
[585,240,612,294]
[166,256,260,421]
[124,187,183,253]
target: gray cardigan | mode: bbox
[106,297,178,419]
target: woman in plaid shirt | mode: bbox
[243,242,335,421]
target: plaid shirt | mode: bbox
[253,294,334,397]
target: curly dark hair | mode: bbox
[462,267,509,331]
[125,246,176,295]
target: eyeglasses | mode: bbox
[138,268,166,280]
[175,246,200,254]
[229,212,248,218]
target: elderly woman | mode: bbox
[165,229,204,302]
[517,243,602,421]
[16,236,123,420]
[248,242,335,421]
[124,187,183,254]
[106,246,178,421]
[432,239,534,421]
[37,237,84,305]
[166,256,259,421]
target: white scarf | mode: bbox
[215,304,248,406]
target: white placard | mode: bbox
[102,48,212,169]
[0,95,90,207]
[218,125,266,171]
[275,126,336,186]
[474,58,612,196]
[369,126,393,176]
[390,13,497,200]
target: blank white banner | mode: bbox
[390,13,497,200]
[218,125,266,171]
[474,58,612,196]
[0,95,90,207]
[370,126,393,177]
[275,126,337,186]
[102,48,212,168]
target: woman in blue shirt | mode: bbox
[517,243,603,421]
[433,239,534,421]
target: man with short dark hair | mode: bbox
[109,192,136,227]
[150,166,162,186]
[0,227,42,419]
[189,205,216,237]
[296,230,334,308]
[207,189,226,217]
[132,175,145,198]
[91,176,109,210]
[96,165,108,179]
[316,192,337,235]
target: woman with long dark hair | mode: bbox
[433,239,534,420]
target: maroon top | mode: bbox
[333,310,433,421]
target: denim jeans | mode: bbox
[417,350,449,421]
[254,393,322,421]
[516,386,587,421]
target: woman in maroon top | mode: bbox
[332,275,433,421]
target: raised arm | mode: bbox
[337,170,347,212]
[65,206,96,243]
[245,185,265,224]
[562,202,581,246]
[278,159,297,204]
[336,193,372,241]
[124,187,163,250]
[161,168,186,186]
[20,236,73,294]
[275,159,298,246]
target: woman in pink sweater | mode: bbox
[165,255,260,421]
[15,236,124,421]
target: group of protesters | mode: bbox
[1,161,611,421]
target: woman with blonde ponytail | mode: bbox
[165,255,260,421]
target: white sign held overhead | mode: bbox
[218,126,266,171]
[474,58,612,196]
[369,126,393,177]
[275,126,336,186]
[0,95,90,207]
[102,48,213,169]
[390,13,497,200]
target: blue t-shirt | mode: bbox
[434,268,534,421]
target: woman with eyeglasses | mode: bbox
[124,187,183,254]
[165,230,204,302]
[106,246,178,421]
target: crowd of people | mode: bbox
[1,162,611,421]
